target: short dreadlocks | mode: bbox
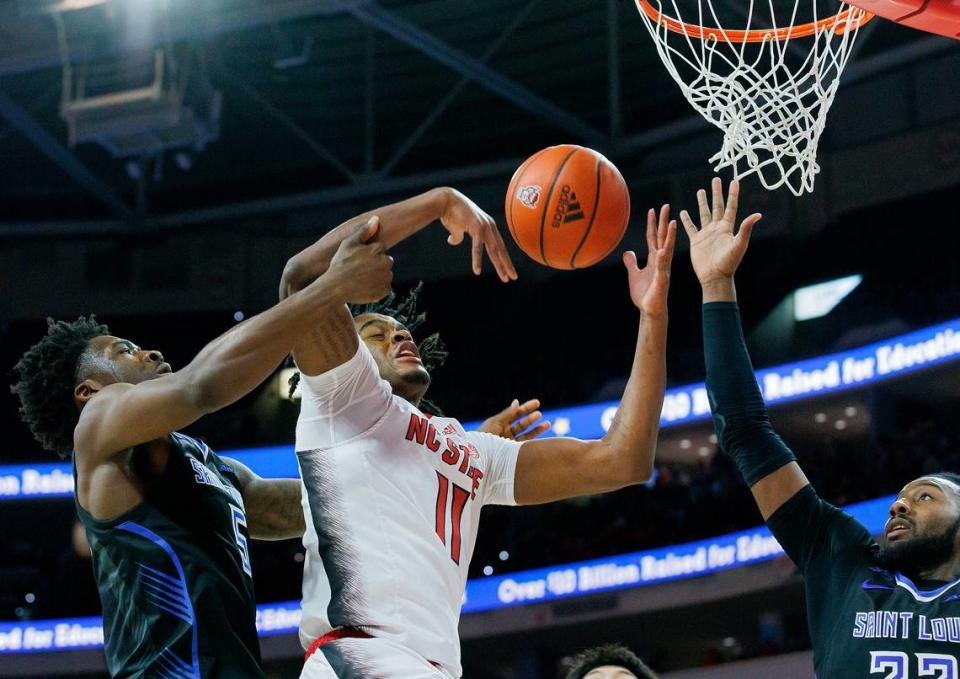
[288,283,448,415]
[12,316,110,457]
[565,643,657,679]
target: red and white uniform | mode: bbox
[295,343,521,678]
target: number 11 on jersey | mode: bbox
[435,472,470,565]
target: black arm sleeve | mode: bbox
[704,302,873,570]
[767,485,873,572]
[702,301,797,487]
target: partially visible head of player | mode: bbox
[288,282,447,411]
[12,316,172,458]
[347,282,446,413]
[565,643,657,679]
[877,472,960,577]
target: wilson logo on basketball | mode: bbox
[551,185,585,229]
[517,184,542,209]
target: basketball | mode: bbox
[504,145,631,270]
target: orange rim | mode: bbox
[635,1,874,42]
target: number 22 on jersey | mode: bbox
[871,651,958,678]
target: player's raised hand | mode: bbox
[477,398,551,441]
[680,178,762,287]
[623,204,676,319]
[440,188,518,283]
[324,216,394,304]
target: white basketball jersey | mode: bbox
[295,342,522,677]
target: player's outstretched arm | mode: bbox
[74,222,393,462]
[512,206,675,505]
[280,187,517,301]
[681,178,808,520]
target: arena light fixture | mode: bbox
[552,417,571,436]
[792,275,863,322]
[17,0,109,14]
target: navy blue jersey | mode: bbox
[769,486,960,678]
[76,433,263,678]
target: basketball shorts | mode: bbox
[300,634,456,679]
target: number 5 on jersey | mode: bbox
[435,472,469,564]
[231,504,253,577]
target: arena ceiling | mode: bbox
[0,0,956,236]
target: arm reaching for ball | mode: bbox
[283,189,517,378]
[681,177,807,521]
[280,187,517,302]
[511,205,675,504]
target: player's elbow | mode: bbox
[623,454,655,486]
[178,371,222,416]
[720,418,779,455]
[280,257,306,299]
[596,441,654,490]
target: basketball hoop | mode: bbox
[634,1,875,196]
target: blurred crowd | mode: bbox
[2,400,958,624]
[472,404,960,577]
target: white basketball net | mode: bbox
[634,1,872,196]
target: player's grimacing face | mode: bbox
[83,335,172,387]
[354,313,430,390]
[882,477,960,551]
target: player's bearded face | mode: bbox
[877,479,960,573]
[354,314,431,398]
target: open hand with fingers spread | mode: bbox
[440,188,518,283]
[623,204,677,319]
[680,178,762,300]
[478,398,551,442]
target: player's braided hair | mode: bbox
[12,316,110,457]
[565,643,657,679]
[287,283,447,415]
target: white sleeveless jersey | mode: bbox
[295,342,521,677]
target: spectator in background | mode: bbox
[565,643,657,679]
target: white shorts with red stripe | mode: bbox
[300,634,455,679]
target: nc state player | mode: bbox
[279,187,675,678]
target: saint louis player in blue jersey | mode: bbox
[683,177,960,678]
[11,229,396,677]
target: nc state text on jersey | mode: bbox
[404,414,485,499]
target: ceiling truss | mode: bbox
[0,0,956,236]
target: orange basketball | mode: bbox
[504,145,630,270]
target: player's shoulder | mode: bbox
[73,383,139,457]
[79,382,134,415]
[297,340,384,397]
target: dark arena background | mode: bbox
[1,0,960,677]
